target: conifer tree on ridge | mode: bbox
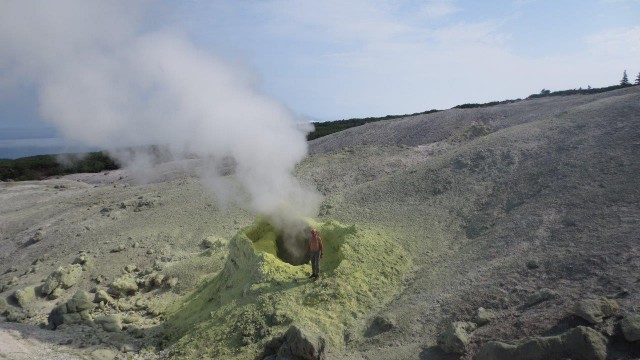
[620,70,630,86]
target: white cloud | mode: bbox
[258,0,410,45]
[416,0,460,19]
[427,21,509,44]
[587,26,640,59]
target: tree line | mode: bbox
[308,70,639,140]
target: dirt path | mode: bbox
[0,323,82,360]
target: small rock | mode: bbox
[146,249,155,255]
[564,326,608,360]
[65,290,96,313]
[48,304,68,329]
[366,314,396,336]
[145,273,165,288]
[526,259,539,269]
[49,287,64,300]
[121,343,137,352]
[123,313,143,324]
[110,244,126,253]
[437,321,476,354]
[94,290,115,305]
[13,286,37,308]
[31,231,44,243]
[621,314,640,342]
[108,274,138,297]
[474,307,495,326]
[124,264,137,273]
[75,255,87,264]
[41,265,83,296]
[285,325,327,360]
[574,297,619,324]
[95,315,122,332]
[525,288,558,307]
[90,349,116,360]
[48,291,94,329]
[166,277,178,288]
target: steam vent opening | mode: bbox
[242,218,352,273]
[244,219,312,266]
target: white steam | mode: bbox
[0,0,321,221]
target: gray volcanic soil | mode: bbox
[1,86,639,359]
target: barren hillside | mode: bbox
[1,86,639,359]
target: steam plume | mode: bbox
[0,0,321,222]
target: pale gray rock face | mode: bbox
[476,326,607,360]
[573,297,619,324]
[524,288,558,308]
[621,314,640,342]
[284,325,327,360]
[108,274,138,298]
[48,290,96,329]
[95,315,122,333]
[41,265,83,296]
[437,321,476,354]
[474,307,495,326]
[91,349,117,360]
[13,286,36,308]
[260,325,327,360]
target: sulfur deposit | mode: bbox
[163,219,410,359]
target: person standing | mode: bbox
[308,228,323,280]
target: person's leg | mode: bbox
[310,251,319,277]
[309,252,316,277]
[313,251,320,277]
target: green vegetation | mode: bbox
[527,83,635,99]
[307,109,440,141]
[453,99,521,109]
[163,218,410,359]
[0,152,118,181]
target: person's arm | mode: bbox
[319,237,323,257]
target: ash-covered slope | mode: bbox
[301,86,640,359]
[0,87,638,360]
[310,87,639,154]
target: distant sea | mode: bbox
[0,137,97,159]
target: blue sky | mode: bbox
[1,0,639,158]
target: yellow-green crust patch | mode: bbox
[163,218,410,359]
